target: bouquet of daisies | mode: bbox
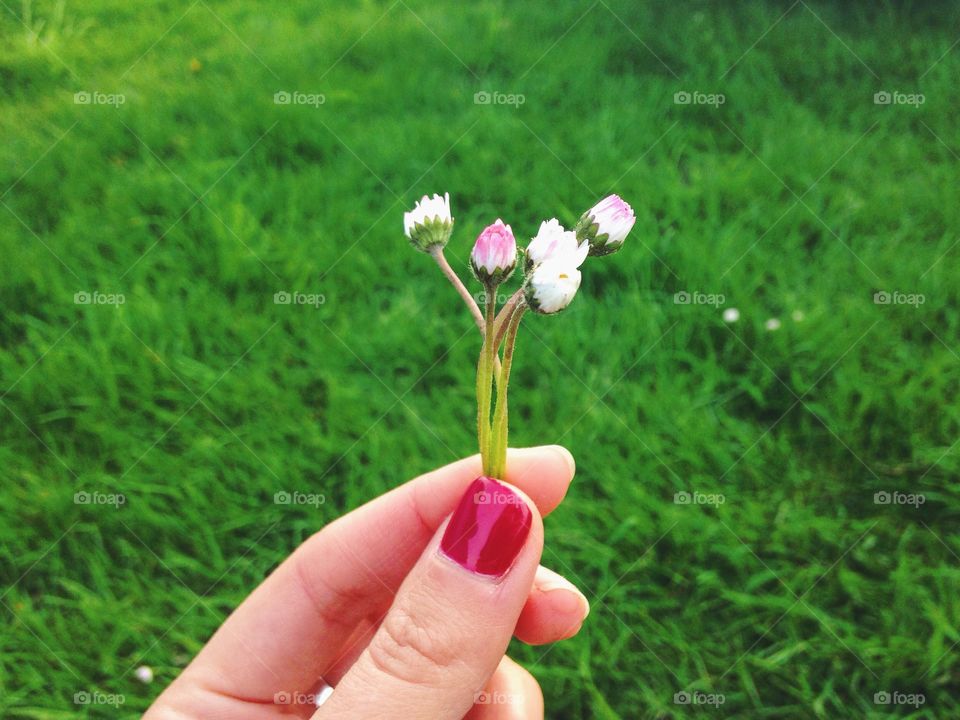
[404,193,635,480]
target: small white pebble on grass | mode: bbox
[765,318,782,331]
[134,666,154,683]
[723,307,740,323]
[791,309,805,322]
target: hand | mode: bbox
[146,446,588,719]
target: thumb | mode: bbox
[313,476,543,720]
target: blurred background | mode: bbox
[2,1,959,717]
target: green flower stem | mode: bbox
[477,288,497,474]
[492,288,525,350]
[489,301,526,480]
[432,246,501,377]
[431,246,484,333]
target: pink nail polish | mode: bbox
[439,476,532,577]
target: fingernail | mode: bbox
[537,568,590,618]
[544,588,585,615]
[440,476,532,577]
[541,588,590,618]
[550,445,576,476]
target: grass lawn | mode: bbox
[2,1,959,717]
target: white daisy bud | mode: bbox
[526,218,589,271]
[525,259,582,314]
[403,192,453,252]
[575,194,636,256]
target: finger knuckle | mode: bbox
[368,607,461,685]
[292,534,369,633]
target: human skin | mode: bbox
[145,445,589,719]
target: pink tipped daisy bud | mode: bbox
[470,219,517,286]
[575,194,636,257]
[525,218,589,272]
[404,192,453,253]
[524,258,582,314]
